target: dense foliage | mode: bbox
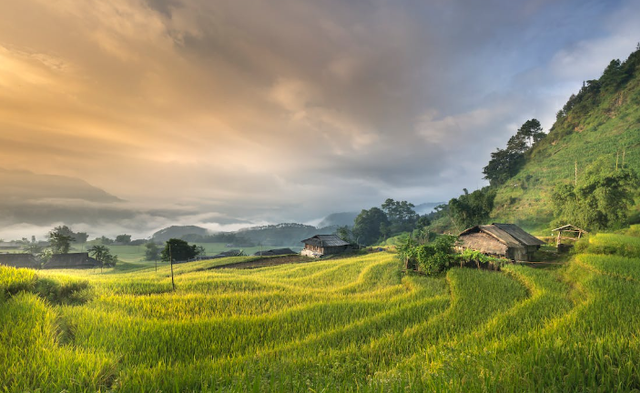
[488,46,640,230]
[161,238,200,262]
[483,119,545,186]
[87,245,118,268]
[552,158,639,230]
[448,187,496,230]
[398,235,458,275]
[352,207,390,245]
[351,199,429,246]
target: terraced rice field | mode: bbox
[2,230,640,392]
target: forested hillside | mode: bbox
[490,47,640,232]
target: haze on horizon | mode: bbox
[1,0,639,240]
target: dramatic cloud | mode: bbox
[0,0,637,238]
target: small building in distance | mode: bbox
[301,235,354,258]
[42,253,101,269]
[551,224,588,252]
[253,248,297,257]
[0,253,40,269]
[458,223,545,262]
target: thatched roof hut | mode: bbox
[42,253,101,269]
[253,248,297,256]
[301,235,353,257]
[0,253,40,269]
[458,223,545,261]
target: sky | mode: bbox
[0,0,639,240]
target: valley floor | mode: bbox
[2,229,640,392]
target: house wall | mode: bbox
[459,232,509,257]
[302,244,351,257]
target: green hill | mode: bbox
[490,48,640,233]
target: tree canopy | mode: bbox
[88,245,118,267]
[352,207,389,246]
[381,198,419,234]
[552,158,639,231]
[161,239,200,262]
[48,227,75,254]
[483,119,545,186]
[448,188,496,231]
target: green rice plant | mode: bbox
[2,233,640,392]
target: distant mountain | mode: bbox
[152,225,209,242]
[414,202,445,215]
[317,212,359,228]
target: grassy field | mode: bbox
[62,243,282,264]
[2,228,640,392]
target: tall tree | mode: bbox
[115,234,132,244]
[353,207,389,246]
[48,227,75,254]
[88,245,118,267]
[381,199,419,234]
[145,242,160,261]
[483,119,544,186]
[73,232,89,244]
[448,188,496,231]
[161,239,199,262]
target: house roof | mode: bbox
[301,235,350,248]
[0,253,39,268]
[253,248,297,256]
[459,223,545,247]
[551,224,588,233]
[43,253,101,269]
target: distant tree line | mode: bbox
[336,198,431,246]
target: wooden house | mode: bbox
[42,253,101,269]
[0,253,40,269]
[301,235,353,257]
[458,223,545,261]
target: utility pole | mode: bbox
[574,161,578,186]
[169,243,175,292]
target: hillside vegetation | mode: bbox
[491,48,640,231]
[2,228,640,391]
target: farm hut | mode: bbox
[301,235,354,258]
[458,223,545,262]
[42,253,101,269]
[253,248,297,256]
[552,224,587,251]
[0,253,40,269]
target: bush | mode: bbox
[398,235,458,276]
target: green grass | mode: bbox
[66,242,278,264]
[490,55,640,234]
[2,231,640,392]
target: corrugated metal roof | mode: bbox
[301,235,350,247]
